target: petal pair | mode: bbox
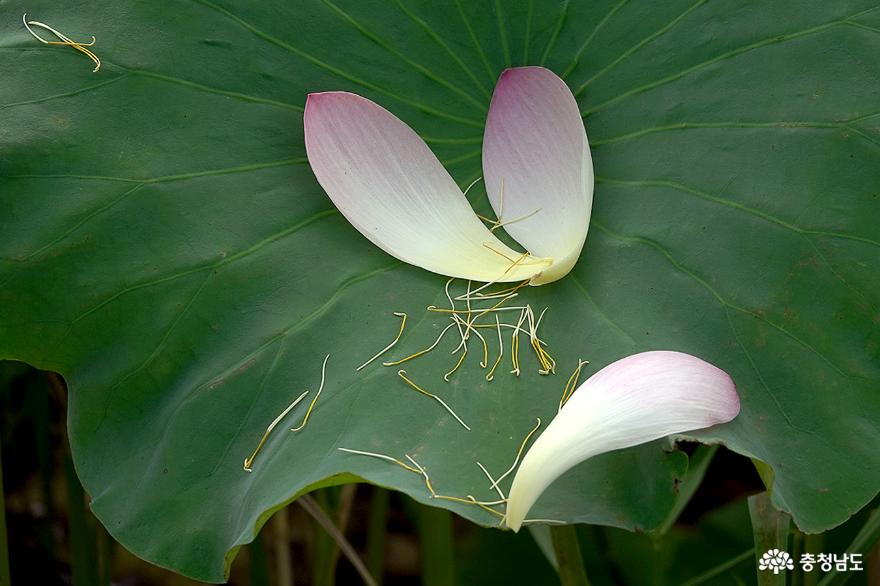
[504,351,741,531]
[304,67,592,285]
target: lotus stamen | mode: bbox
[290,354,331,432]
[356,312,407,371]
[397,370,470,430]
[243,390,309,472]
[22,14,101,72]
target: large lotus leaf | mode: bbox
[2,0,879,581]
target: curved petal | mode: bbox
[305,92,552,282]
[505,351,740,530]
[482,67,593,284]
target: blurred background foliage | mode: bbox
[1,360,876,585]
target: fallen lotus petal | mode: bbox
[483,66,594,284]
[505,351,740,531]
[304,91,551,283]
[304,66,592,285]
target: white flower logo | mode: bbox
[759,549,794,574]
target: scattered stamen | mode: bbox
[445,278,466,352]
[490,207,542,233]
[558,359,589,411]
[476,461,507,501]
[522,518,567,525]
[443,349,468,382]
[22,14,101,72]
[466,252,540,299]
[397,370,470,431]
[291,354,331,432]
[453,314,488,368]
[243,390,309,472]
[383,322,456,366]
[337,447,421,474]
[462,176,483,198]
[404,454,437,496]
[356,312,407,371]
[510,308,527,375]
[490,418,541,490]
[486,314,503,381]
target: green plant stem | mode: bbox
[365,487,390,586]
[417,505,454,586]
[803,532,824,586]
[818,507,880,586]
[0,435,11,586]
[249,532,270,586]
[272,507,293,586]
[748,492,791,586]
[64,449,98,586]
[549,525,590,586]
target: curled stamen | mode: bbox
[356,312,407,371]
[383,322,456,367]
[443,349,468,382]
[489,418,542,490]
[337,447,421,474]
[243,389,309,472]
[291,354,331,432]
[22,14,101,72]
[397,370,470,431]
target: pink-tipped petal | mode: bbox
[483,67,593,284]
[505,351,740,531]
[305,92,551,282]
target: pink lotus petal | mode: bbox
[483,67,593,284]
[305,92,551,282]
[505,351,740,530]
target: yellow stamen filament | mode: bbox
[404,454,437,496]
[291,354,331,432]
[490,207,542,232]
[526,306,556,374]
[489,418,542,491]
[486,315,503,381]
[337,447,421,474]
[510,308,527,375]
[243,389,309,472]
[559,359,590,411]
[476,461,506,501]
[482,242,518,263]
[22,14,101,72]
[457,281,528,302]
[522,518,567,525]
[426,304,525,315]
[462,176,483,198]
[443,349,468,382]
[466,251,540,299]
[383,322,456,367]
[397,370,470,431]
[343,448,505,519]
[445,278,466,351]
[356,312,407,371]
[405,455,504,518]
[453,314,488,368]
